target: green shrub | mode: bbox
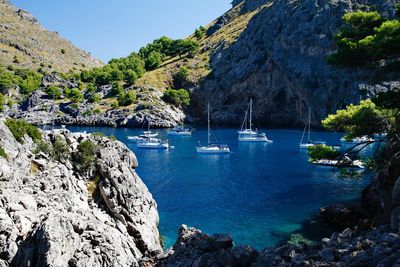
[7,99,14,108]
[53,136,70,162]
[14,69,42,95]
[0,71,15,94]
[75,140,97,172]
[145,51,163,70]
[86,83,97,95]
[13,55,20,64]
[90,92,102,103]
[329,11,400,65]
[195,26,206,39]
[66,88,84,103]
[45,85,62,99]
[308,145,341,162]
[162,89,190,107]
[109,135,116,141]
[110,101,119,110]
[322,99,387,139]
[0,93,5,112]
[5,119,41,144]
[111,81,124,97]
[61,49,66,54]
[33,140,53,156]
[175,66,190,82]
[0,146,7,159]
[117,90,137,106]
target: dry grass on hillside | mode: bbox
[135,3,267,91]
[0,2,103,73]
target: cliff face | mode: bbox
[0,1,103,72]
[0,120,161,266]
[190,0,398,127]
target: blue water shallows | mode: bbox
[66,127,370,249]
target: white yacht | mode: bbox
[238,99,272,142]
[168,125,192,136]
[299,108,326,149]
[196,104,230,154]
[137,138,169,149]
[128,121,158,141]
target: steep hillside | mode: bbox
[135,2,267,91]
[137,0,400,127]
[0,0,103,73]
[194,0,398,127]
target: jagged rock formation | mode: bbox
[158,224,400,266]
[0,1,103,72]
[191,0,399,127]
[0,119,162,266]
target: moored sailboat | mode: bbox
[196,104,230,154]
[238,99,272,142]
[127,121,158,142]
[299,108,325,149]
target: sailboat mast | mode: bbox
[249,98,253,131]
[308,107,311,142]
[207,103,211,145]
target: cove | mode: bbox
[65,126,371,249]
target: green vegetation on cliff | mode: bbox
[329,11,400,65]
[5,118,41,144]
[162,89,190,107]
[322,99,389,140]
[0,145,7,159]
[75,140,97,173]
[308,145,341,162]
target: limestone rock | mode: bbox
[0,119,162,266]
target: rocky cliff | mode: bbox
[191,0,399,127]
[0,1,103,72]
[0,119,162,266]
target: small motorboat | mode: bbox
[168,126,192,136]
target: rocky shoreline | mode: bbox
[1,120,400,266]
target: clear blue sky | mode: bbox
[11,0,232,63]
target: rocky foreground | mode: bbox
[0,119,161,266]
[1,119,400,266]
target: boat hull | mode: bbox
[239,137,273,143]
[168,131,192,136]
[196,146,230,154]
[299,143,315,149]
[137,143,169,149]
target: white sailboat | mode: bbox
[196,104,230,154]
[137,137,169,149]
[168,125,192,136]
[299,108,325,149]
[128,121,158,142]
[238,99,272,142]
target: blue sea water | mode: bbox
[65,126,371,249]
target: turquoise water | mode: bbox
[66,126,371,249]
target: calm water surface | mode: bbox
[66,126,371,249]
